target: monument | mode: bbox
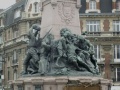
[9,0,112,90]
[40,0,81,39]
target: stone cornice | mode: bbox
[80,13,120,18]
[85,36,120,44]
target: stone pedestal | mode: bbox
[10,76,112,90]
[41,0,81,39]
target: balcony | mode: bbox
[114,59,120,63]
[21,12,42,19]
[4,34,28,47]
[112,78,120,82]
[85,31,120,37]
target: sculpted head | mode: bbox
[60,28,71,37]
[32,24,41,31]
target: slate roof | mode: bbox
[80,0,118,14]
[4,0,27,26]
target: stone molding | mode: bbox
[112,0,116,2]
[85,9,100,13]
[32,79,44,85]
[86,0,100,2]
[13,77,111,85]
[14,80,24,85]
[12,77,112,90]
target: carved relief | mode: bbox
[103,19,110,31]
[58,2,75,25]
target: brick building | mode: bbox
[0,0,120,90]
[80,0,120,89]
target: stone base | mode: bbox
[9,76,112,90]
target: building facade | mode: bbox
[80,0,120,89]
[0,0,120,90]
[0,0,41,90]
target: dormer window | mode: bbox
[89,0,96,10]
[14,9,21,19]
[112,0,120,12]
[86,0,100,13]
[117,1,120,10]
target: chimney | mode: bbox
[16,0,21,3]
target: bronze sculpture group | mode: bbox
[23,24,99,76]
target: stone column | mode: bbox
[24,81,33,90]
[56,78,68,90]
[14,80,24,90]
[41,0,81,39]
[100,79,110,90]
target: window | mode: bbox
[114,45,120,62]
[117,1,120,10]
[113,21,120,32]
[18,85,23,90]
[14,70,17,80]
[115,68,120,82]
[86,20,100,32]
[89,0,96,10]
[13,50,18,64]
[0,34,3,44]
[35,85,41,90]
[8,30,10,40]
[13,50,17,60]
[14,9,21,19]
[8,68,10,80]
[93,45,100,62]
[0,19,4,27]
[34,2,39,13]
[13,30,19,38]
[0,55,2,70]
[0,19,1,26]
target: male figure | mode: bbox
[38,34,54,75]
[23,24,41,74]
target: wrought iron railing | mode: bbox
[84,31,120,36]
[112,78,120,82]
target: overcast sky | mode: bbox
[0,0,15,9]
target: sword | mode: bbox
[42,28,52,40]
